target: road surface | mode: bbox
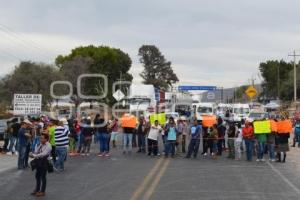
[1,146,300,200]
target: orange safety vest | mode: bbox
[277,120,293,134]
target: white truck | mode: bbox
[129,84,156,118]
[232,103,250,123]
[192,102,216,121]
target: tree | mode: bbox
[259,60,294,101]
[4,61,61,107]
[138,45,179,90]
[56,45,133,106]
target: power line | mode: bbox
[0,24,54,60]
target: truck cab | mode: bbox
[232,103,250,123]
[192,102,216,122]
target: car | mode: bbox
[246,112,269,122]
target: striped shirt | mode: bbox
[54,126,69,147]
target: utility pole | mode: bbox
[288,50,300,101]
[277,65,280,100]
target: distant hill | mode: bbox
[200,84,262,103]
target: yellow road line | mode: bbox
[143,159,171,200]
[130,158,164,200]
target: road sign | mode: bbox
[113,89,125,101]
[178,86,217,91]
[245,86,257,99]
[14,94,42,115]
[207,92,215,100]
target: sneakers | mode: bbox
[261,158,266,162]
[97,153,104,157]
[256,159,261,162]
[6,152,12,156]
[35,192,45,197]
[105,153,110,157]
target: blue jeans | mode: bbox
[32,136,40,152]
[245,139,254,161]
[123,133,133,152]
[165,140,176,157]
[138,135,146,152]
[98,133,109,153]
[18,145,27,169]
[268,143,275,160]
[186,139,200,158]
[55,146,68,170]
[257,142,266,160]
[8,136,17,153]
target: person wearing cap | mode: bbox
[17,119,32,170]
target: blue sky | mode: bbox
[0,0,299,87]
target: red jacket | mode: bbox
[242,126,254,139]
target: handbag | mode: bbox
[47,160,54,173]
[30,159,38,171]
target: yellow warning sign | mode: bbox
[245,86,257,99]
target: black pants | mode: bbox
[132,134,137,148]
[148,139,158,155]
[51,146,56,162]
[182,135,186,153]
[217,139,223,155]
[187,139,200,158]
[35,167,47,193]
[25,144,31,167]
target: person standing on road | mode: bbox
[54,120,69,171]
[165,117,177,158]
[217,117,225,156]
[176,118,184,155]
[242,122,254,161]
[122,114,137,155]
[292,120,300,147]
[227,122,236,159]
[254,121,267,162]
[110,118,119,148]
[137,116,147,153]
[181,118,189,153]
[234,124,243,161]
[17,119,32,170]
[47,120,57,162]
[210,124,219,160]
[7,118,20,156]
[30,134,52,197]
[185,119,202,159]
[147,120,162,156]
[81,119,94,156]
[95,115,110,157]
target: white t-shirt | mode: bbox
[148,125,162,141]
[235,128,243,143]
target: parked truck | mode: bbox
[129,84,156,118]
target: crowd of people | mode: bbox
[0,113,296,197]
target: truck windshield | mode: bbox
[197,107,212,114]
[130,99,150,105]
[234,108,250,114]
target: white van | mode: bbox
[192,102,216,121]
[232,103,250,122]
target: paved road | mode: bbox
[1,146,300,200]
